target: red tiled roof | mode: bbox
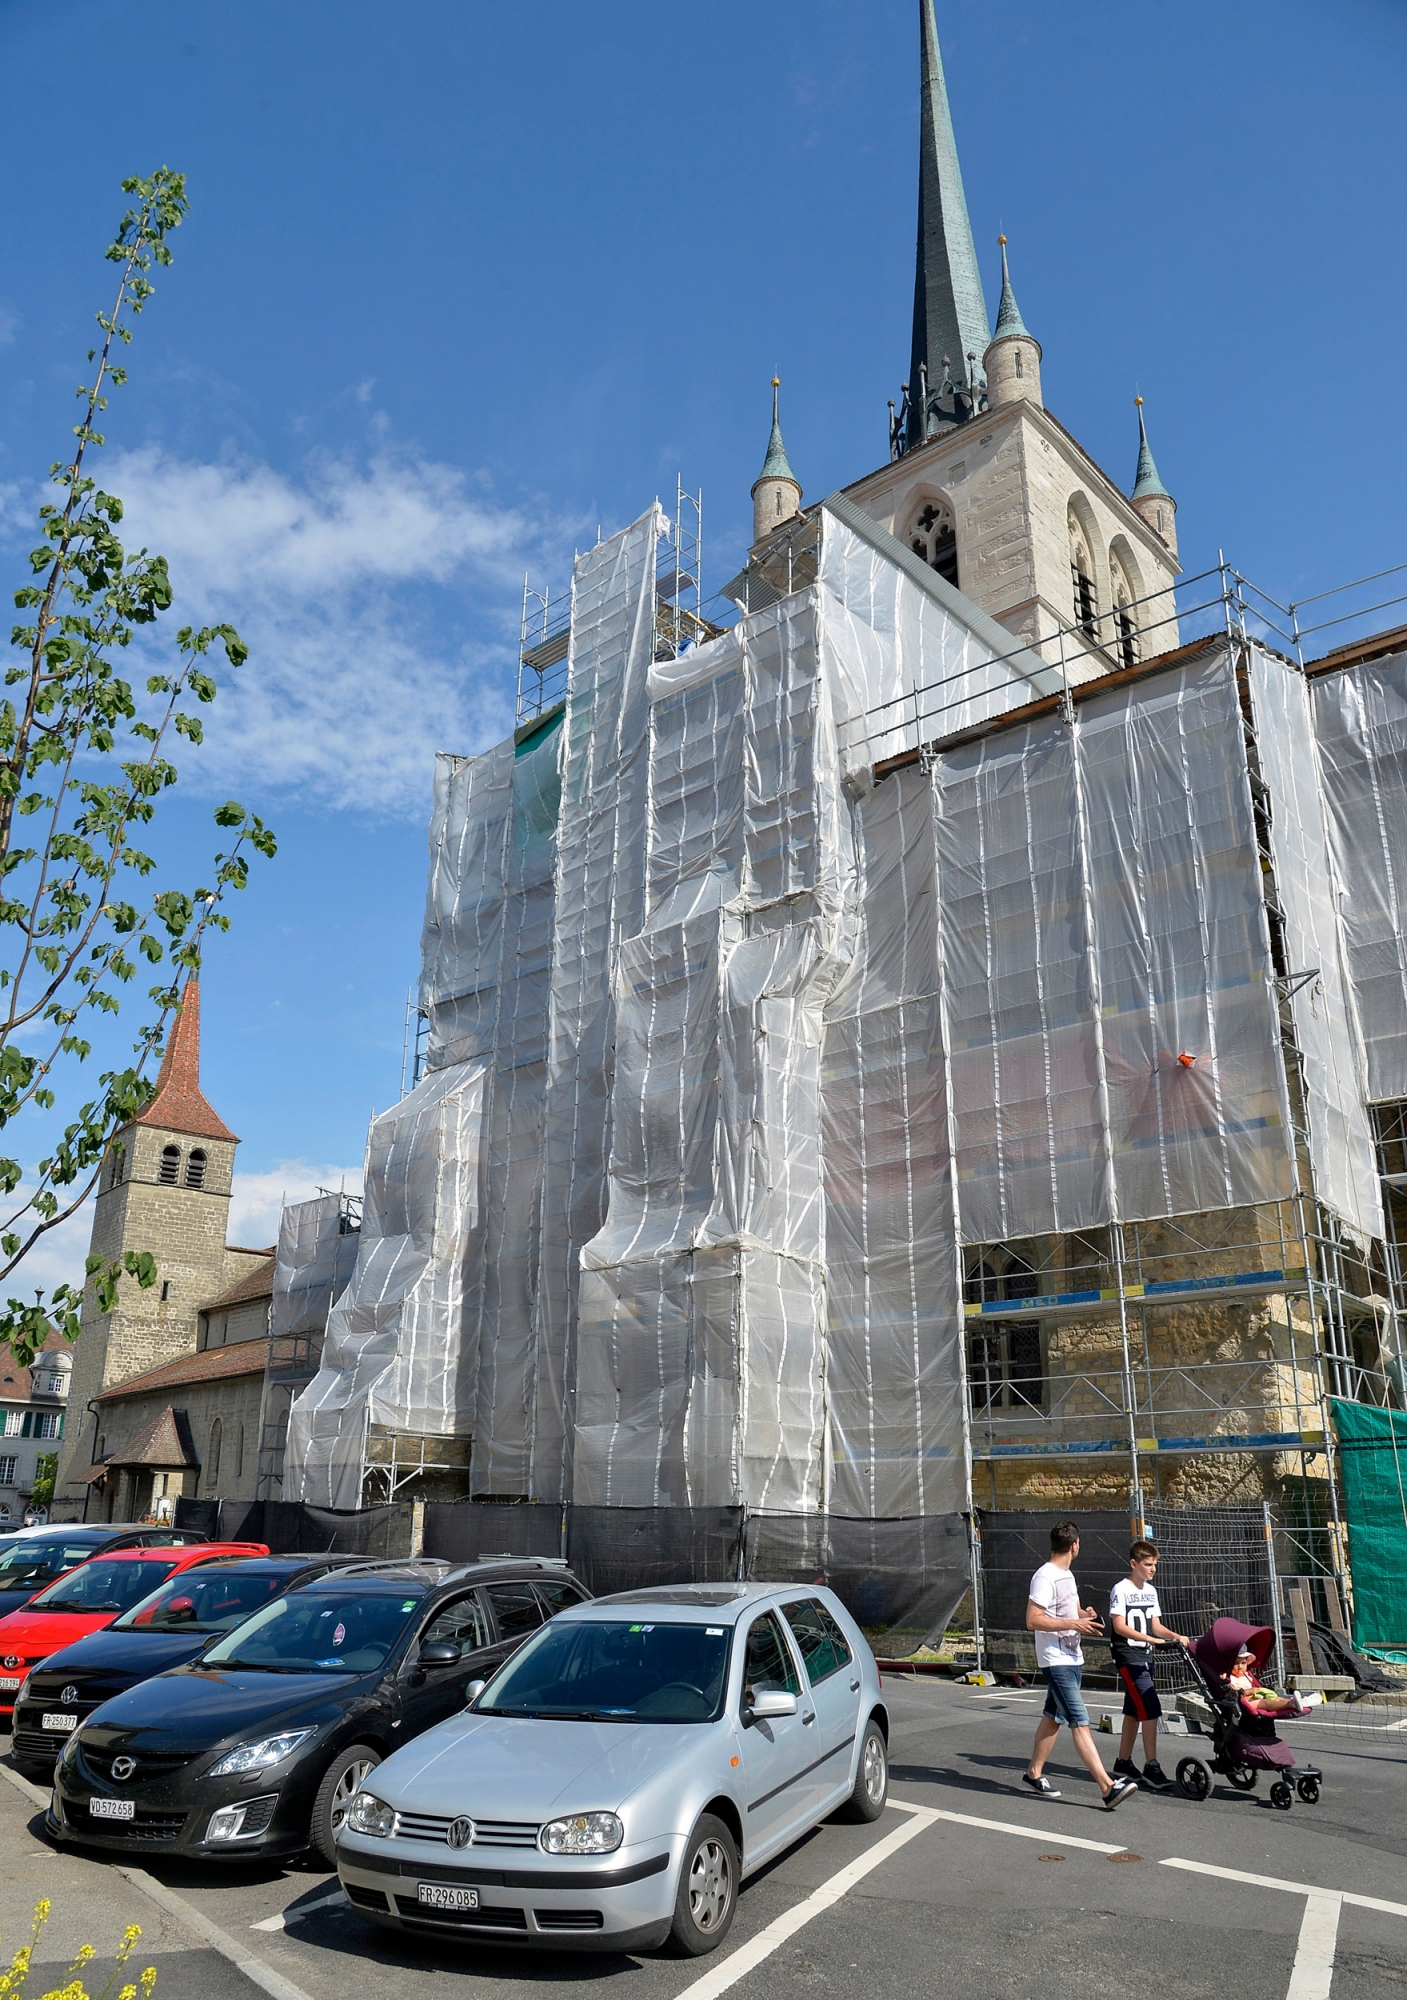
[93,1337,268,1403]
[202,1255,277,1314]
[106,1404,200,1468]
[0,1326,70,1402]
[131,979,238,1143]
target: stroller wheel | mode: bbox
[1269,1779,1294,1810]
[1226,1763,1258,1791]
[1176,1756,1212,1801]
[1295,1775,1321,1805]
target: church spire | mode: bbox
[983,234,1042,409]
[751,376,802,546]
[1129,396,1178,557]
[131,976,238,1143]
[906,1,990,445]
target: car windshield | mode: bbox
[113,1567,288,1634]
[0,1538,103,1592]
[200,1587,424,1673]
[31,1558,179,1615]
[480,1618,732,1723]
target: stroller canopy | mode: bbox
[1192,1616,1276,1678]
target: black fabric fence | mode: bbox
[743,1513,969,1658]
[173,1497,414,1557]
[422,1501,565,1564]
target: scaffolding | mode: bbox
[255,1191,362,1501]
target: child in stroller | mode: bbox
[1173,1616,1323,1809]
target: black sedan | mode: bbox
[49,1557,590,1865]
[12,1553,375,1773]
[0,1526,208,1691]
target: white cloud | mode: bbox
[105,444,576,816]
[227,1159,365,1251]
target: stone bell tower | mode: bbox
[55,979,241,1504]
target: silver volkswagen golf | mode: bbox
[335,1581,888,1955]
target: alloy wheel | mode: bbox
[688,1838,732,1933]
[330,1757,377,1833]
[863,1730,886,1804]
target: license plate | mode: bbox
[0,1677,20,1692]
[417,1884,479,1911]
[90,1798,135,1821]
[42,1713,78,1732]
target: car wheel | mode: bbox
[310,1742,382,1866]
[669,1814,738,1956]
[839,1718,888,1823]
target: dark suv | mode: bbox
[50,1557,590,1864]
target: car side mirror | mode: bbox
[464,1679,487,1707]
[745,1688,798,1722]
[418,1639,462,1669]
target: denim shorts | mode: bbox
[1042,1663,1090,1729]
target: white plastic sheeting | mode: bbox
[1247,649,1383,1243]
[933,648,1296,1238]
[269,1195,360,1352]
[1311,649,1407,1105]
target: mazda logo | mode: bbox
[111,1756,136,1782]
[447,1817,475,1849]
[61,1686,78,1707]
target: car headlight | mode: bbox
[539,1812,623,1855]
[347,1791,395,1838]
[15,1672,31,1706]
[208,1729,314,1776]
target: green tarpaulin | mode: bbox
[1330,1398,1407,1648]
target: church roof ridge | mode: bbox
[131,977,238,1144]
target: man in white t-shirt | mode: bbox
[1022,1521,1138,1810]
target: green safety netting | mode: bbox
[1330,1398,1407,1649]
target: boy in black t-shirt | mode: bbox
[1109,1539,1191,1791]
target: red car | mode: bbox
[0,1542,268,1718]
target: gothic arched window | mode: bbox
[907,498,959,587]
[158,1145,181,1186]
[965,1247,1045,1414]
[185,1149,206,1190]
[1068,507,1099,640]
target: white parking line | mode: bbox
[913,1803,1127,1855]
[672,1803,940,2000]
[1160,1857,1407,1920]
[1161,1857,1407,2000]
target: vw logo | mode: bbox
[447,1817,475,1850]
[61,1685,78,1706]
[111,1755,136,1782]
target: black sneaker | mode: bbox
[1022,1771,1061,1798]
[1102,1776,1138,1811]
[1141,1760,1173,1791]
[1113,1757,1139,1781]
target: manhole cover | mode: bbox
[1038,1854,1065,1862]
[1109,1853,1143,1863]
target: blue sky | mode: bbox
[2,0,1404,1283]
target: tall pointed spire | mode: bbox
[1129,396,1178,557]
[1131,396,1170,500]
[907,1,990,445]
[984,234,1042,409]
[992,235,1029,340]
[131,977,238,1142]
[751,376,802,546]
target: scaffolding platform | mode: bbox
[976,1427,1327,1461]
[962,1266,1310,1323]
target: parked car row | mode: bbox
[0,1531,888,1957]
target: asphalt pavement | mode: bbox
[4,1678,1406,2000]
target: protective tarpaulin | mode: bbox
[269,1194,361,1352]
[933,646,1296,1237]
[1310,650,1407,1104]
[284,1060,487,1508]
[1246,649,1382,1242]
[528,505,666,1500]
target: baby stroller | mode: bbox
[1174,1616,1323,1810]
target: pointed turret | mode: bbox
[751,377,803,546]
[906,1,990,444]
[131,978,237,1143]
[983,235,1042,409]
[1129,396,1177,556]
